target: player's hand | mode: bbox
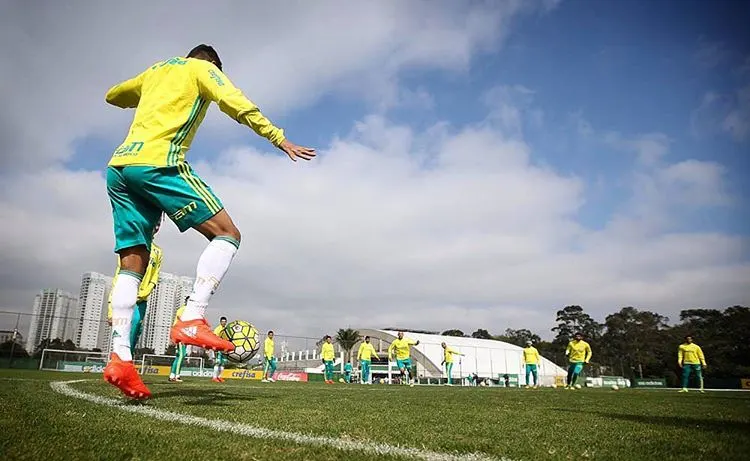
[278,139,316,162]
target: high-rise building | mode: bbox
[75,272,113,350]
[26,289,78,353]
[139,272,194,355]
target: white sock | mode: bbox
[110,272,140,362]
[181,238,239,321]
[213,365,219,378]
[219,365,224,377]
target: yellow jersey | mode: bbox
[172,306,185,326]
[107,243,162,320]
[106,56,286,167]
[522,346,540,365]
[357,342,378,361]
[678,343,706,366]
[213,323,229,340]
[388,338,417,361]
[264,337,274,358]
[566,340,592,363]
[321,342,336,361]
[443,347,462,364]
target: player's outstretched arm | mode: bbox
[105,71,147,108]
[193,60,315,162]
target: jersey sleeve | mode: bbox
[697,346,706,366]
[677,346,684,364]
[584,343,592,362]
[192,60,286,146]
[105,69,148,108]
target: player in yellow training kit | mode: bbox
[678,335,707,393]
[388,331,420,385]
[441,342,464,386]
[262,330,277,382]
[103,44,315,399]
[321,335,336,384]
[211,317,229,383]
[565,332,592,389]
[107,215,163,355]
[522,341,541,388]
[357,336,379,385]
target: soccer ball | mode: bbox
[611,385,619,391]
[379,378,385,384]
[574,384,582,389]
[339,377,345,383]
[224,320,260,364]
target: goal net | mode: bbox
[39,349,109,373]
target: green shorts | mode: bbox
[107,164,223,252]
[396,358,412,370]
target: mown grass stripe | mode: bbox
[50,380,510,461]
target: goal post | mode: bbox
[39,349,109,373]
[140,354,204,376]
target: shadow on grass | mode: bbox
[554,408,750,435]
[147,387,273,406]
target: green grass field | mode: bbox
[1,369,749,461]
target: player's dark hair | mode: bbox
[184,296,190,304]
[364,336,370,340]
[187,44,222,70]
[220,316,227,321]
[268,330,274,335]
[325,335,332,340]
[685,334,693,339]
[574,332,583,337]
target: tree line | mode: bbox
[442,305,750,382]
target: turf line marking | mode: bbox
[51,380,511,461]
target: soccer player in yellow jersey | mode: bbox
[262,330,277,383]
[169,302,187,382]
[107,215,163,355]
[321,335,336,384]
[388,331,420,385]
[678,335,707,393]
[211,317,229,383]
[357,336,379,385]
[103,44,315,398]
[564,332,592,389]
[522,340,541,388]
[440,342,464,386]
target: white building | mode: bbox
[26,289,78,353]
[75,272,113,350]
[139,272,193,354]
[342,329,566,386]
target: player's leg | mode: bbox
[103,166,160,399]
[680,365,691,392]
[262,357,270,382]
[134,164,237,351]
[532,365,539,387]
[363,360,371,384]
[566,363,575,388]
[695,365,704,392]
[217,352,226,382]
[129,299,147,355]
[268,357,277,382]
[446,362,453,385]
[525,365,531,388]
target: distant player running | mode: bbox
[211,317,229,383]
[103,44,315,398]
[678,335,706,393]
[565,332,592,389]
[522,340,540,388]
[357,336,379,384]
[262,330,277,383]
[168,300,188,382]
[388,331,420,385]
[321,335,336,384]
[106,216,163,353]
[440,342,464,386]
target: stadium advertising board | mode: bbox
[634,378,667,388]
[59,361,105,373]
[741,379,750,390]
[273,371,309,382]
[223,369,263,380]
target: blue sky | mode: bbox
[2,0,748,337]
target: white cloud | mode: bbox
[1,113,747,340]
[0,1,747,342]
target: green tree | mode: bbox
[550,305,603,367]
[495,328,541,347]
[335,328,361,363]
[471,329,493,340]
[441,329,466,337]
[599,307,670,379]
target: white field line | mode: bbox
[51,380,512,461]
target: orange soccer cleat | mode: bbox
[217,377,225,383]
[170,318,234,352]
[103,353,151,400]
